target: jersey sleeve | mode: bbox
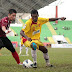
[1,18,6,27]
[22,20,31,33]
[39,17,49,25]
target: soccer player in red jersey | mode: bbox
[0,9,22,65]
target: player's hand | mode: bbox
[27,37,32,42]
[6,30,11,34]
[60,17,66,20]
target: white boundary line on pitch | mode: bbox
[51,48,71,49]
[19,55,29,56]
[0,54,11,56]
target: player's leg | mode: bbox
[24,40,37,68]
[3,37,22,65]
[39,46,53,67]
[30,40,53,67]
[19,38,23,55]
[23,40,37,67]
[19,42,23,55]
[0,38,5,56]
[25,47,29,55]
[30,42,37,68]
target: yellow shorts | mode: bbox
[21,37,27,45]
[21,38,23,45]
[24,40,44,49]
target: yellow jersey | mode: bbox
[22,17,49,39]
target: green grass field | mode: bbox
[0,48,72,72]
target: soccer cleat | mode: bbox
[26,54,29,56]
[33,62,37,68]
[18,63,23,65]
[49,64,53,67]
[46,63,53,67]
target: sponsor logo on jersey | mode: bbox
[32,30,40,35]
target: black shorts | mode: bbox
[0,37,15,52]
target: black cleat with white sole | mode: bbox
[33,62,37,68]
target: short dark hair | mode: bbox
[9,9,17,14]
[31,9,38,15]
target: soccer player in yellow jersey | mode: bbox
[19,35,29,55]
[20,9,66,68]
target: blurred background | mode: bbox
[0,0,72,48]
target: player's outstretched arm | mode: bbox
[2,26,11,34]
[20,30,27,39]
[20,30,32,41]
[49,17,66,21]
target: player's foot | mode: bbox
[46,63,53,67]
[33,62,37,68]
[18,63,23,65]
[26,54,29,56]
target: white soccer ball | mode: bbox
[23,59,33,68]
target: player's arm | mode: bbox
[20,21,32,41]
[20,30,32,41]
[2,26,11,34]
[20,35,22,39]
[1,19,11,34]
[20,30,28,39]
[49,17,66,21]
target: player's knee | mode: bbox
[10,47,15,53]
[31,42,37,50]
[43,48,48,53]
